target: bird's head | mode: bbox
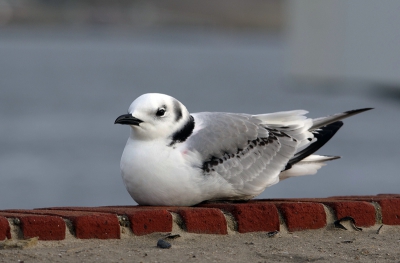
[115,93,193,142]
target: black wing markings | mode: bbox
[201,128,295,174]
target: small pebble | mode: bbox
[157,239,172,249]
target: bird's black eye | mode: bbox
[156,108,166,117]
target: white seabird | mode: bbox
[115,93,372,206]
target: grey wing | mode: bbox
[187,112,300,197]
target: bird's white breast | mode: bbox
[120,137,224,206]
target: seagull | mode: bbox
[115,93,372,206]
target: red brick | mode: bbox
[324,201,376,227]
[176,208,227,234]
[200,203,279,233]
[327,195,388,201]
[276,202,326,231]
[255,198,333,203]
[127,210,172,236]
[37,206,147,213]
[0,212,65,240]
[38,206,176,213]
[36,206,185,217]
[328,194,400,200]
[73,214,120,239]
[20,216,65,240]
[5,210,120,239]
[377,199,400,225]
[37,206,175,236]
[377,194,400,198]
[0,216,11,240]
[260,199,376,227]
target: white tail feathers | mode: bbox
[279,155,340,180]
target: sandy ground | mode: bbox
[1,225,399,263]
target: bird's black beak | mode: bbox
[114,114,143,126]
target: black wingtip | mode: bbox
[285,121,344,170]
[344,108,374,115]
[322,155,341,161]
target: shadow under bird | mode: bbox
[115,93,372,206]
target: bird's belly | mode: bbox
[120,140,209,206]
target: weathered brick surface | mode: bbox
[176,208,227,234]
[41,206,232,235]
[329,194,400,200]
[127,209,172,236]
[72,214,119,239]
[38,206,174,236]
[260,199,376,227]
[325,196,400,226]
[1,195,398,239]
[20,216,65,240]
[377,199,400,225]
[200,202,279,233]
[38,206,153,213]
[376,194,400,198]
[0,216,11,240]
[5,210,120,239]
[324,201,376,227]
[276,202,326,231]
[0,212,65,240]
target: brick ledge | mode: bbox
[0,194,399,241]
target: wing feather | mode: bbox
[187,112,305,199]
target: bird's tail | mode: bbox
[279,108,373,179]
[279,155,339,180]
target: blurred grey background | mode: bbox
[0,0,399,209]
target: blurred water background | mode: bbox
[0,0,399,209]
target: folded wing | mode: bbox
[188,111,310,198]
[187,108,371,199]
